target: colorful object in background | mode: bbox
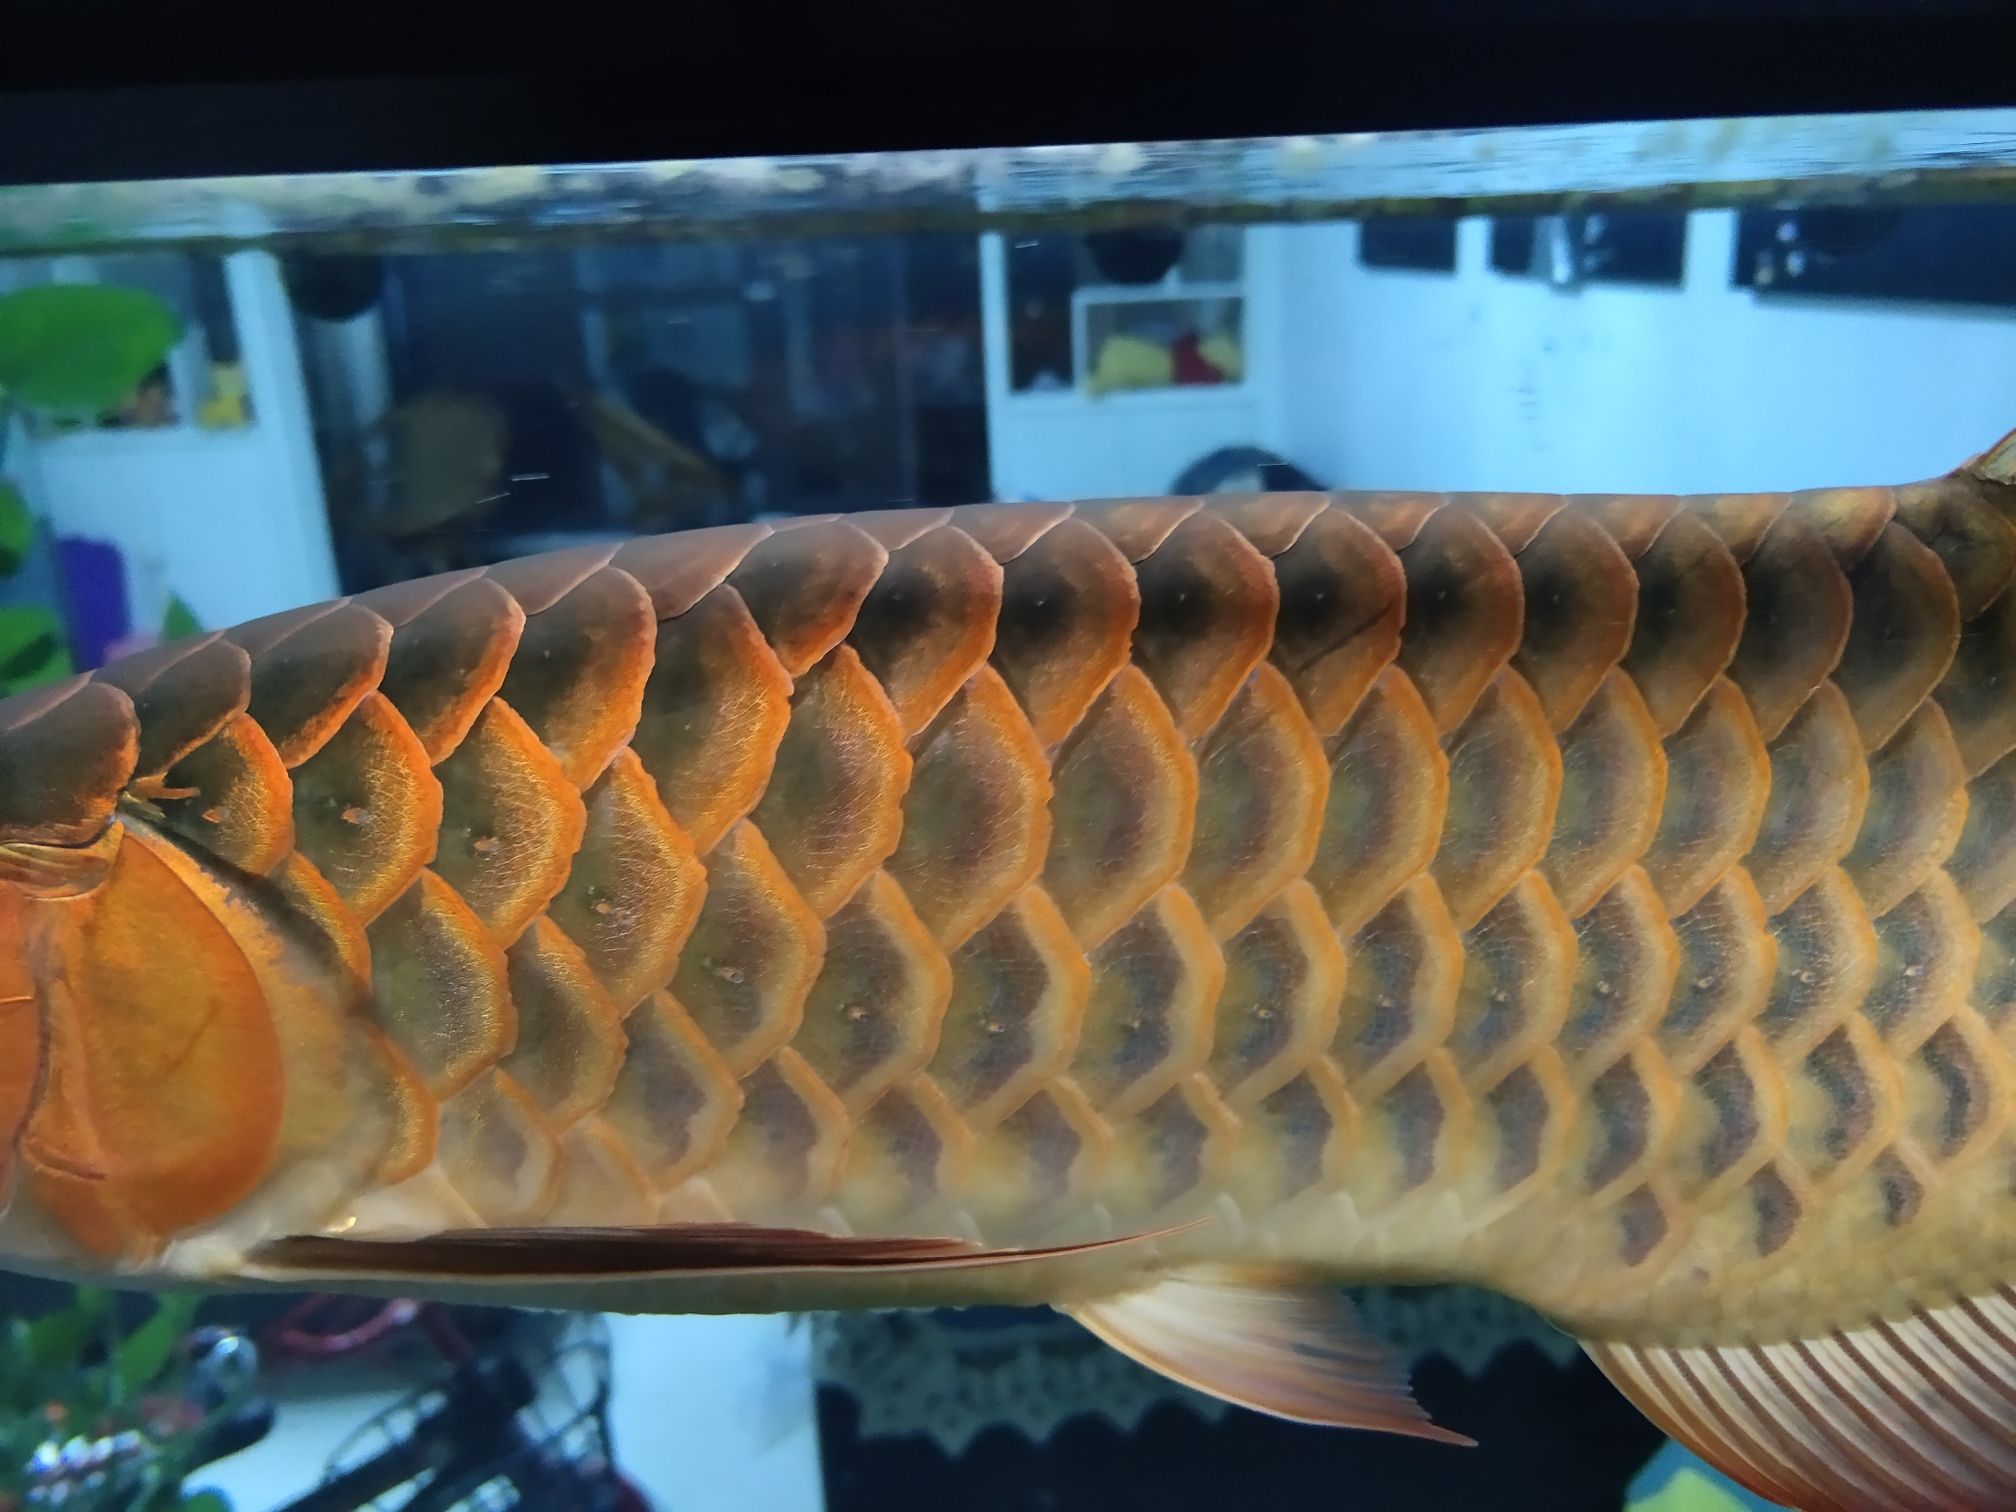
[0,604,69,695]
[1630,1468,1755,1512]
[0,484,27,580]
[1628,1443,1777,1511]
[0,285,182,423]
[0,280,184,696]
[52,539,132,674]
[1169,331,1219,384]
[0,1288,261,1512]
[1197,332,1243,382]
[1087,330,1244,394]
[161,596,201,643]
[0,485,70,698]
[1086,332,1175,393]
[195,363,250,431]
[0,484,201,693]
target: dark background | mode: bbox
[4,1,2016,185]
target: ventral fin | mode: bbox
[1583,1284,2016,1512]
[248,1218,1200,1283]
[1065,1266,1474,1444]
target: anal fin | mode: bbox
[1064,1266,1474,1444]
[1583,1285,2016,1512]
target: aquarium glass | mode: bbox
[0,105,2012,1512]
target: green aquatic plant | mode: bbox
[0,482,68,695]
[0,1290,234,1512]
[0,282,186,698]
[0,284,182,421]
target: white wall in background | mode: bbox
[20,250,338,636]
[604,1313,824,1509]
[1274,211,2016,495]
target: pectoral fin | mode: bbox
[249,1217,1198,1284]
[1582,1285,2016,1512]
[1064,1266,1473,1443]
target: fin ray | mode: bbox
[1065,1266,1472,1443]
[1585,1285,2016,1512]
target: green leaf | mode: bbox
[0,603,70,690]
[23,1307,92,1371]
[0,284,182,418]
[24,1287,110,1371]
[0,1316,33,1407]
[114,1292,198,1396]
[0,480,29,579]
[162,593,202,642]
[178,1493,233,1512]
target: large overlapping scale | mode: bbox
[2,461,2011,1354]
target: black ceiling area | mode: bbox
[2,0,2015,185]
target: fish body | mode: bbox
[6,431,2016,1508]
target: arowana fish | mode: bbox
[7,430,2016,1512]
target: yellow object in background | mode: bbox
[1086,333,1175,395]
[1199,332,1244,381]
[197,361,251,429]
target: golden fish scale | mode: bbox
[6,475,2016,1344]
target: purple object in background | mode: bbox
[55,536,132,672]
